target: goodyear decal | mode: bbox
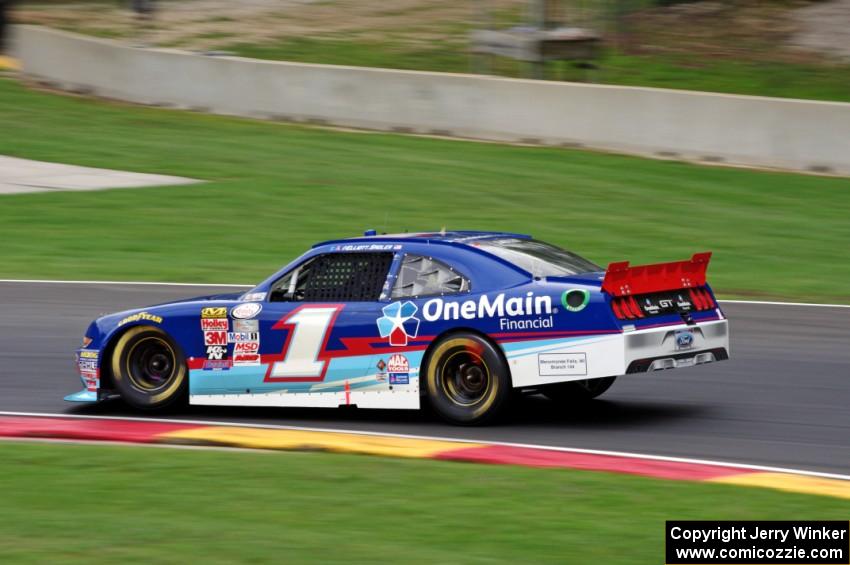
[117,311,163,327]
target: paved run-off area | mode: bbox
[0,155,199,194]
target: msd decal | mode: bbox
[234,341,259,354]
[377,301,420,346]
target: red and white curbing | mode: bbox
[0,413,848,500]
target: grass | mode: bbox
[226,38,850,102]
[0,77,849,301]
[228,37,471,76]
[0,442,847,563]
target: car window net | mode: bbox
[303,252,394,302]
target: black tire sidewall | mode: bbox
[111,326,187,410]
[424,333,511,425]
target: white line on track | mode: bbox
[0,279,848,308]
[719,299,850,309]
[1,411,848,482]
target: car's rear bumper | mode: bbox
[624,318,730,373]
[505,318,730,388]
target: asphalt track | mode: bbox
[1,281,848,475]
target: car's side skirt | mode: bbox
[189,383,420,410]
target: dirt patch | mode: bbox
[790,0,850,61]
[14,0,849,68]
[620,1,827,64]
[15,0,523,50]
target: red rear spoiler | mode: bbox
[601,252,712,297]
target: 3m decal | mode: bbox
[376,301,420,346]
[201,307,227,319]
[204,331,227,346]
[117,311,163,327]
[265,305,343,382]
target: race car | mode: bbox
[68,231,730,424]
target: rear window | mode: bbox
[473,238,601,277]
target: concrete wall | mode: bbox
[13,25,850,175]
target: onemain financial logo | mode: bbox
[421,292,555,330]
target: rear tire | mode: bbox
[424,333,511,425]
[542,376,616,403]
[111,326,187,410]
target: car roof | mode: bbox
[313,230,531,248]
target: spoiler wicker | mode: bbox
[601,252,712,297]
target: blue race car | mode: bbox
[68,231,730,424]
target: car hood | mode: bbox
[145,291,245,308]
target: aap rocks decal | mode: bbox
[231,302,262,320]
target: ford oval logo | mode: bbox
[676,331,694,349]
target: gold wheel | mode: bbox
[425,333,510,425]
[112,326,187,409]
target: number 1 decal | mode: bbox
[265,305,343,382]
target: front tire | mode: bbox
[111,326,187,410]
[541,376,616,403]
[424,333,511,425]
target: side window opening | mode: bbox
[391,255,470,299]
[270,252,393,302]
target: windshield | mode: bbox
[473,238,601,277]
